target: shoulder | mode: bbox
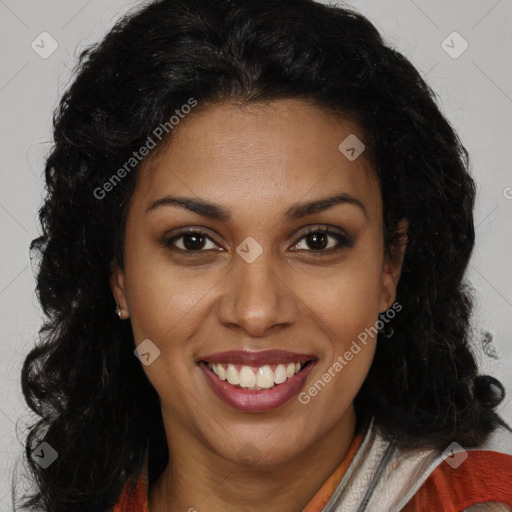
[402,423,512,512]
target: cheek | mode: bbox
[122,254,213,417]
[298,257,384,342]
[124,243,219,343]
[296,266,381,415]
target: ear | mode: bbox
[110,260,129,315]
[379,219,408,313]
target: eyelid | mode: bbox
[298,224,350,239]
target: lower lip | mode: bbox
[199,361,317,412]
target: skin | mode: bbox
[110,99,407,511]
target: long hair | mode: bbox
[16,0,506,510]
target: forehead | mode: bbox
[132,99,381,219]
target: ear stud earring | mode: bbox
[115,304,123,318]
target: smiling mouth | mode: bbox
[200,360,315,390]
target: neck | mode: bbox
[148,406,357,512]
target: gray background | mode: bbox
[1,0,511,508]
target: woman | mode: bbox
[16,0,512,511]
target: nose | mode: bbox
[216,251,300,338]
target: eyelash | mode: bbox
[162,226,354,256]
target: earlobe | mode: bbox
[379,219,408,313]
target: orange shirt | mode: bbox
[402,448,512,511]
[113,431,364,512]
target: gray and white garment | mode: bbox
[320,418,512,512]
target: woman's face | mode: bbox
[111,99,404,467]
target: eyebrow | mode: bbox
[146,193,367,221]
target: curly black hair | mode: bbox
[15,0,507,510]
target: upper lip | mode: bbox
[199,350,317,366]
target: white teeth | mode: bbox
[207,361,307,389]
[256,365,274,389]
[239,366,256,388]
[274,364,287,384]
[226,364,239,385]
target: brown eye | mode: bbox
[291,227,353,253]
[304,232,329,250]
[163,230,220,253]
